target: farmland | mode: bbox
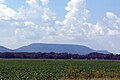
[0,59,120,80]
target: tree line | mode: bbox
[0,52,120,60]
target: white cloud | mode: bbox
[26,0,37,5]
[0,0,4,4]
[83,23,104,37]
[42,8,56,22]
[40,0,49,6]
[64,0,89,23]
[105,12,118,20]
[103,12,120,36]
[61,0,120,39]
[11,0,57,42]
[107,28,119,36]
[26,0,49,6]
[103,12,120,29]
[0,3,26,21]
[24,21,38,29]
[57,0,90,40]
[0,4,16,20]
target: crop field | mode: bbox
[0,59,120,80]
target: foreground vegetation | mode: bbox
[0,59,120,80]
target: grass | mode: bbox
[0,59,120,80]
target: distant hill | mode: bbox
[0,46,12,52]
[0,43,111,54]
[14,43,111,54]
[96,50,111,54]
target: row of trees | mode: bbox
[0,52,120,60]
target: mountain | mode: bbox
[14,43,95,54]
[14,43,104,54]
[0,46,12,52]
[0,43,111,54]
[96,50,111,54]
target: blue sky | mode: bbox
[86,0,120,23]
[6,0,120,21]
[0,0,120,53]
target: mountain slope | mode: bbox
[96,50,111,54]
[0,43,111,54]
[14,43,95,54]
[0,46,12,52]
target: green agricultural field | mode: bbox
[0,59,120,80]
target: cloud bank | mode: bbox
[0,0,120,53]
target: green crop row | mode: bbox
[0,59,119,80]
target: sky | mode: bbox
[0,0,120,53]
